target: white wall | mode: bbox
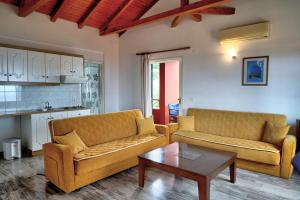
[0,3,119,144]
[119,0,300,128]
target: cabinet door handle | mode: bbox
[8,74,12,76]
[46,76,49,78]
[3,74,7,76]
[42,76,45,78]
[70,70,73,73]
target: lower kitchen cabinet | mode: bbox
[21,109,90,152]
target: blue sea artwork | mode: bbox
[246,60,265,83]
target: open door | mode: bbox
[150,58,182,124]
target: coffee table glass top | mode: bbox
[139,142,236,176]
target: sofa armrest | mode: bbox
[155,124,170,142]
[43,143,75,193]
[166,123,179,143]
[281,135,297,179]
[167,123,179,134]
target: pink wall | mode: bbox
[164,61,180,124]
[152,61,179,124]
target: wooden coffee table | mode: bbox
[138,142,237,200]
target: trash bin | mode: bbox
[2,138,21,160]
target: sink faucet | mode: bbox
[44,101,52,109]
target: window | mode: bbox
[151,63,160,109]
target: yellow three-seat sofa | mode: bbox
[169,108,296,179]
[43,109,169,193]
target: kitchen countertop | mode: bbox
[0,107,90,117]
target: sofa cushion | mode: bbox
[178,116,194,131]
[73,133,167,175]
[50,109,143,147]
[172,131,280,166]
[54,130,87,154]
[187,108,287,141]
[136,117,157,135]
[262,121,290,147]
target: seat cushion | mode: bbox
[172,131,280,166]
[74,133,167,175]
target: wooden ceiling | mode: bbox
[2,0,235,36]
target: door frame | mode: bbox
[149,56,183,115]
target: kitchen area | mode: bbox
[0,43,102,157]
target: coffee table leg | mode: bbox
[138,159,145,187]
[230,159,236,183]
[198,178,210,200]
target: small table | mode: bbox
[138,142,237,200]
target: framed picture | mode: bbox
[242,56,269,86]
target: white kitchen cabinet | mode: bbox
[32,113,50,151]
[28,51,46,82]
[61,55,84,77]
[72,57,84,77]
[67,109,90,118]
[7,48,27,82]
[45,53,60,83]
[61,55,73,76]
[21,109,89,152]
[22,113,50,151]
[0,47,8,81]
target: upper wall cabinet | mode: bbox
[28,51,46,82]
[7,48,28,82]
[72,57,84,77]
[61,55,84,77]
[61,55,73,76]
[0,44,84,84]
[0,47,8,81]
[45,53,60,83]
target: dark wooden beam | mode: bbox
[171,16,182,28]
[50,0,70,22]
[99,0,136,31]
[181,0,189,6]
[101,0,231,35]
[190,13,202,22]
[101,0,159,36]
[199,6,235,15]
[171,0,189,28]
[78,0,102,29]
[18,0,49,17]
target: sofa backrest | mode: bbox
[187,108,287,141]
[49,109,143,147]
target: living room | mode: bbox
[0,0,299,199]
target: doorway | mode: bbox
[150,58,182,124]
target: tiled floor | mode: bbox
[0,156,299,200]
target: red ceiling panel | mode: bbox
[107,0,159,29]
[0,0,235,35]
[85,0,128,28]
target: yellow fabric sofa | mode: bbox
[168,108,296,179]
[43,109,169,193]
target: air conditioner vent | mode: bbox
[219,22,270,44]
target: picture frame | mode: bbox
[242,56,269,86]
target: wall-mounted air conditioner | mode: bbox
[219,22,270,44]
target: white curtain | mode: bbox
[141,55,152,117]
